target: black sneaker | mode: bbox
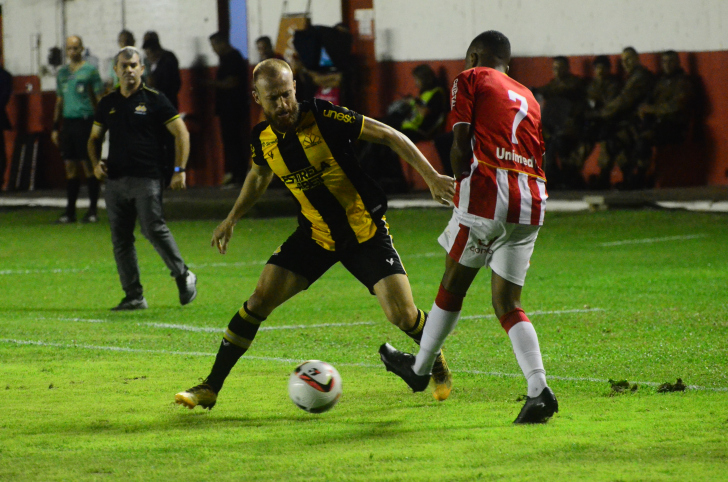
[55,214,76,224]
[378,343,430,392]
[513,387,559,424]
[82,211,98,223]
[176,271,197,305]
[111,296,148,311]
[175,382,217,410]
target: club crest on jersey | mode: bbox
[496,147,534,168]
[281,162,330,191]
[302,133,322,149]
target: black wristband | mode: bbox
[173,166,186,173]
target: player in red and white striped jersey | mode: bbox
[379,31,558,424]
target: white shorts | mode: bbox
[438,212,540,286]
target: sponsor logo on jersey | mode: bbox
[302,133,323,149]
[281,162,330,191]
[134,103,147,115]
[496,147,535,168]
[109,108,116,115]
[323,109,356,124]
[451,78,459,108]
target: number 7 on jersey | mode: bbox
[508,90,528,144]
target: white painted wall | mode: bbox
[245,0,342,62]
[373,0,728,60]
[3,0,218,90]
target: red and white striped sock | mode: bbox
[413,284,463,376]
[500,308,547,398]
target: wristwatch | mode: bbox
[173,166,186,173]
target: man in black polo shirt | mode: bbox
[87,46,197,311]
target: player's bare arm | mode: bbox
[87,123,108,181]
[165,117,191,190]
[450,123,473,180]
[212,163,276,254]
[359,117,455,205]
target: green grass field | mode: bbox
[1,206,727,481]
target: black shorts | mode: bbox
[267,219,407,294]
[61,118,94,161]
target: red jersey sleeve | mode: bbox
[450,70,474,129]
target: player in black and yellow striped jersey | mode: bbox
[175,59,456,410]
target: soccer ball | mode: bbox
[288,360,342,413]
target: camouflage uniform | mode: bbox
[597,65,654,187]
[537,74,588,188]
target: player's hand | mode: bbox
[429,173,456,206]
[94,161,108,181]
[170,172,186,190]
[211,218,234,254]
[51,130,59,147]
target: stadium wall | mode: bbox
[3,1,728,188]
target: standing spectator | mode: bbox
[87,47,197,311]
[143,31,181,186]
[0,56,11,189]
[535,56,587,188]
[51,35,103,223]
[142,31,181,108]
[107,30,137,90]
[255,36,283,63]
[592,47,654,189]
[209,32,249,186]
[633,50,693,182]
[378,31,558,424]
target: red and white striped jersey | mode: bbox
[450,67,547,225]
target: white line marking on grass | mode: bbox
[143,321,377,333]
[0,267,91,276]
[0,198,106,209]
[3,338,726,392]
[460,308,604,320]
[186,260,267,269]
[599,234,708,247]
[3,337,726,392]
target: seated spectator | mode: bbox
[590,47,654,189]
[358,64,447,194]
[534,56,588,189]
[582,55,622,187]
[633,50,693,182]
[382,64,447,143]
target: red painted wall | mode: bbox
[5,50,727,189]
[366,51,728,188]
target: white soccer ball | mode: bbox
[288,360,342,413]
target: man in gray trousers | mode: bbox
[88,46,196,311]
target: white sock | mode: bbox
[413,303,460,376]
[508,321,547,398]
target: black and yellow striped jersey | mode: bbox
[251,99,387,252]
